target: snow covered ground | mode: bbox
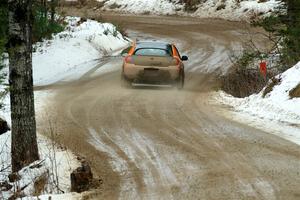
[0,129,81,199]
[0,17,129,199]
[0,90,81,199]
[98,0,183,15]
[215,62,300,145]
[191,0,282,21]
[96,0,282,21]
[33,16,129,86]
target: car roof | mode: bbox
[135,41,171,50]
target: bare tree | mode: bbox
[8,0,39,172]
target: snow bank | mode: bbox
[97,0,282,21]
[22,192,83,200]
[33,16,129,86]
[216,62,300,145]
[0,130,80,199]
[192,0,282,21]
[98,0,183,15]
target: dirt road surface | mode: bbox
[37,11,300,199]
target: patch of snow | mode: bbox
[87,128,140,199]
[0,90,79,198]
[0,129,80,199]
[0,90,80,199]
[98,0,282,21]
[132,131,178,186]
[98,0,183,15]
[33,16,129,86]
[215,62,300,145]
[237,178,276,199]
[21,192,83,200]
[86,57,123,78]
[192,0,282,21]
[253,179,276,200]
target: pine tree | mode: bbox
[0,1,8,54]
[253,0,300,69]
[50,0,58,23]
[8,0,39,172]
[284,0,300,66]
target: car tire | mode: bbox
[121,74,132,88]
[176,70,185,89]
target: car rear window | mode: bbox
[134,48,172,57]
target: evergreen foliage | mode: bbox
[253,0,300,69]
[32,2,64,42]
[0,0,63,108]
[0,1,8,108]
[0,1,8,56]
[0,1,64,47]
[284,0,300,67]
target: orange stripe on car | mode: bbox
[172,45,181,66]
[172,44,179,58]
[128,42,136,55]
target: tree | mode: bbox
[283,0,300,66]
[8,0,39,172]
[0,2,8,108]
[50,0,58,23]
[254,0,300,69]
[0,1,8,57]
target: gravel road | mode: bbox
[37,11,300,200]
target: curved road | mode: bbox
[37,12,300,199]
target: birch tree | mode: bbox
[8,0,39,172]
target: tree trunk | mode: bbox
[8,0,39,172]
[50,0,56,23]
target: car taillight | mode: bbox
[124,56,133,64]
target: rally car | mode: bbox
[121,41,188,88]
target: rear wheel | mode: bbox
[121,74,132,88]
[176,70,185,89]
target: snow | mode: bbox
[0,130,81,199]
[33,16,129,86]
[97,0,282,21]
[98,0,183,15]
[0,93,81,200]
[192,0,282,21]
[88,128,140,199]
[21,192,83,200]
[216,62,300,145]
[0,4,296,198]
[87,127,197,199]
[0,16,129,199]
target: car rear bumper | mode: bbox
[123,64,181,83]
